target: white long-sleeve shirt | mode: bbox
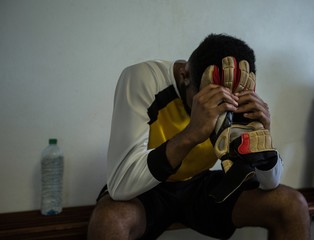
[106,60,282,200]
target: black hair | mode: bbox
[188,34,256,90]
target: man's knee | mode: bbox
[88,195,146,240]
[273,186,309,222]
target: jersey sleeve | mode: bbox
[106,62,167,200]
[255,153,283,190]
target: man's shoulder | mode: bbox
[124,60,173,73]
[120,60,174,85]
[117,60,175,96]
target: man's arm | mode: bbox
[106,63,161,200]
[255,154,283,190]
[166,84,239,169]
[235,90,282,189]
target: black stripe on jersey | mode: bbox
[147,85,179,124]
[147,141,180,181]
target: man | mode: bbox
[88,34,311,240]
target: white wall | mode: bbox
[1,0,313,239]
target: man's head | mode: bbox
[175,34,256,114]
[188,34,256,90]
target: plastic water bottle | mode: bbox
[41,138,64,215]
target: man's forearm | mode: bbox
[165,126,200,169]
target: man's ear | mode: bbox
[179,65,190,87]
[183,78,190,87]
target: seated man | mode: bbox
[88,34,311,240]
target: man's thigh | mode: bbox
[90,185,177,240]
[232,184,307,228]
[136,184,179,240]
[179,170,245,239]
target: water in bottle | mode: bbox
[41,138,64,215]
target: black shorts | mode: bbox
[97,170,256,240]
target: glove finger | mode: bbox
[247,72,256,91]
[222,56,237,91]
[200,65,220,89]
[235,60,256,92]
[235,60,249,92]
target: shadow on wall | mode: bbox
[259,51,314,187]
[302,98,314,187]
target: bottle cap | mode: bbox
[49,139,58,145]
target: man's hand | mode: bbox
[235,90,271,130]
[186,84,238,145]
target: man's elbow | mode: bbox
[107,182,137,201]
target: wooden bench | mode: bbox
[1,188,313,240]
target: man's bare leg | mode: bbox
[88,195,146,240]
[232,185,311,240]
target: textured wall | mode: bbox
[1,2,313,238]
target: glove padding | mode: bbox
[201,56,278,202]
